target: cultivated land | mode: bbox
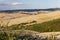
[0,10,60,40]
[0,11,60,26]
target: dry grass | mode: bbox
[0,10,60,26]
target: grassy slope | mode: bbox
[0,19,60,40]
[28,19,60,32]
[9,18,60,32]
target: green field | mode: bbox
[9,18,60,32]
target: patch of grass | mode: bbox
[9,19,60,32]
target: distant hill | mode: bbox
[0,8,60,13]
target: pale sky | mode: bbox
[0,0,60,10]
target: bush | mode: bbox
[0,32,9,40]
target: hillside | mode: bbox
[8,11,60,26]
[9,18,60,32]
[0,11,60,40]
[0,11,60,26]
[0,17,60,40]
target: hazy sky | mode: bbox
[0,0,60,10]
